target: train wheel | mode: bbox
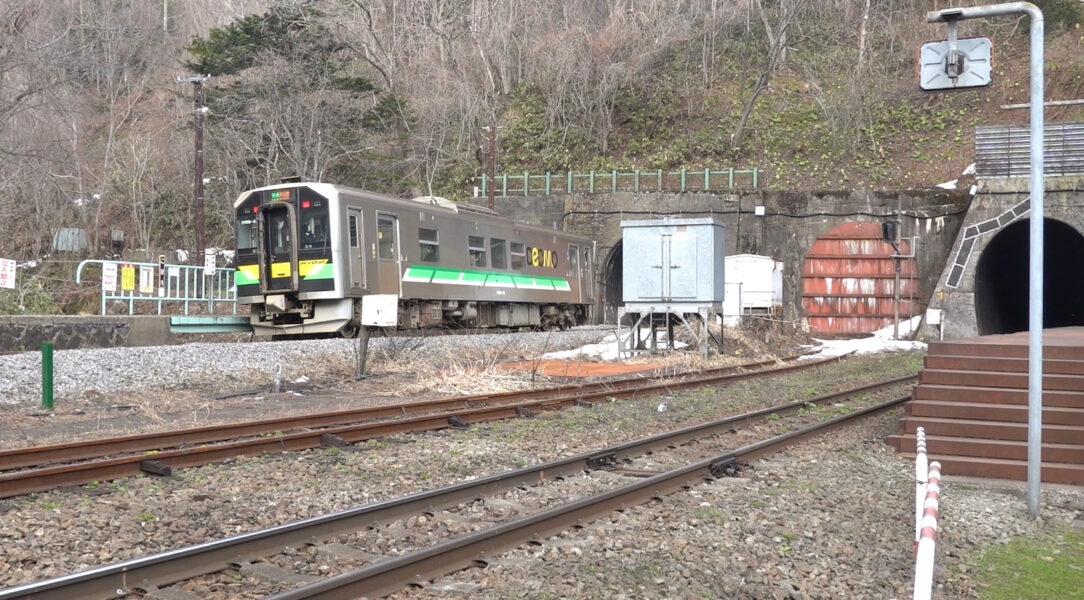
[339,324,360,339]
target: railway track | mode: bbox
[0,374,913,600]
[0,354,859,498]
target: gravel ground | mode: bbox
[0,328,616,407]
[0,334,1080,599]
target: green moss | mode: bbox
[973,528,1084,600]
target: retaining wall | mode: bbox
[0,316,173,351]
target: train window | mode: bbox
[270,212,291,253]
[490,238,507,269]
[510,242,526,271]
[468,235,486,267]
[236,215,257,250]
[419,228,440,262]
[349,215,359,247]
[377,215,396,259]
[300,210,328,249]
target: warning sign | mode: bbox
[0,258,15,290]
[121,264,136,291]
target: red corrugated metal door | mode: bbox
[802,222,918,335]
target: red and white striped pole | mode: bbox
[914,426,928,551]
[913,461,941,600]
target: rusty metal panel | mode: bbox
[802,222,919,335]
[803,258,917,277]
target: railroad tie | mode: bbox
[139,459,172,476]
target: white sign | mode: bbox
[926,308,943,325]
[139,266,155,294]
[0,258,15,290]
[360,294,399,327]
[919,37,992,91]
[102,262,118,292]
[204,250,216,277]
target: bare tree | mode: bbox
[730,0,805,152]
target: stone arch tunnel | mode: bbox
[974,217,1084,335]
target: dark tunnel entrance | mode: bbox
[602,241,623,324]
[975,218,1084,335]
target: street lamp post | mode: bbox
[926,2,1045,518]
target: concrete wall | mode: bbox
[476,189,971,329]
[0,316,173,351]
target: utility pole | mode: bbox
[178,75,211,256]
[481,124,496,210]
[481,122,504,211]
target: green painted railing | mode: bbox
[479,167,759,197]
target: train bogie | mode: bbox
[233,181,596,336]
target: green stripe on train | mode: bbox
[403,265,570,291]
[302,261,335,280]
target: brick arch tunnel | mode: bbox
[975,217,1084,335]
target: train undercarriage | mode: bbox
[251,295,589,338]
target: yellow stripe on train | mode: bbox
[269,259,328,279]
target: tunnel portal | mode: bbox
[975,218,1084,335]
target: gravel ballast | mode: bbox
[0,333,1080,599]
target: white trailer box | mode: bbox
[722,254,783,325]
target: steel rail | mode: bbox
[0,375,913,600]
[0,354,813,471]
[272,393,912,599]
[0,356,852,498]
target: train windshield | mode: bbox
[300,202,328,250]
[236,201,258,251]
[237,213,257,250]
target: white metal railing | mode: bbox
[75,259,237,316]
[913,426,942,600]
[914,427,928,549]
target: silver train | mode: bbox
[233,181,596,336]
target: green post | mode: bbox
[545,172,551,195]
[567,171,573,193]
[704,168,710,190]
[752,167,759,188]
[657,169,663,190]
[589,171,595,193]
[680,168,687,192]
[611,170,617,193]
[634,169,640,192]
[729,168,735,188]
[501,173,508,197]
[481,174,487,197]
[41,341,54,410]
[523,171,529,196]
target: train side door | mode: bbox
[258,202,299,293]
[583,244,595,302]
[347,207,366,290]
[376,213,401,295]
[568,244,581,303]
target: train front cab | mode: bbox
[235,184,353,336]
